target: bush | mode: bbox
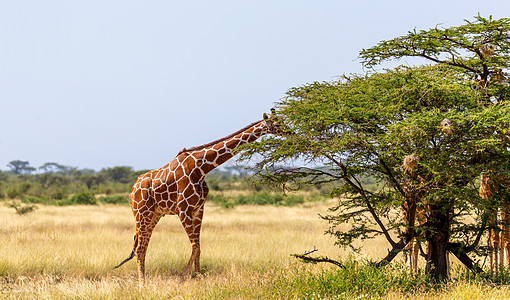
[283,194,305,206]
[236,192,305,206]
[236,192,281,205]
[273,260,435,299]
[9,202,37,215]
[208,193,235,209]
[208,192,307,208]
[99,195,129,205]
[6,187,18,199]
[66,192,97,205]
[51,190,67,200]
[22,196,51,205]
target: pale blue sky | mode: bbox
[1,1,508,171]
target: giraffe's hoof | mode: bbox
[180,273,190,283]
[138,280,146,289]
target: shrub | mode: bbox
[236,192,304,206]
[9,202,37,215]
[67,192,97,205]
[99,195,129,205]
[208,192,307,208]
[236,192,282,205]
[208,193,235,209]
[283,194,305,206]
[22,196,51,205]
[6,187,18,199]
[51,190,66,200]
[274,260,435,299]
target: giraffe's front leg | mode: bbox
[179,211,199,280]
[191,206,204,276]
[178,204,204,280]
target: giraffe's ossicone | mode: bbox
[114,110,286,285]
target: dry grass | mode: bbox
[0,201,343,299]
[1,201,509,299]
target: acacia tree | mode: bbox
[7,160,34,175]
[239,16,510,281]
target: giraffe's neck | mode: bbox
[184,120,268,177]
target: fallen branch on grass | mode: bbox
[291,247,345,268]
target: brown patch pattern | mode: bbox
[126,118,280,285]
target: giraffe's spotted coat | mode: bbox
[126,114,284,285]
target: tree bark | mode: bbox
[375,237,408,268]
[424,200,452,281]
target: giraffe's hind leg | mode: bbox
[135,212,162,287]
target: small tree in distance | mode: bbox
[238,15,510,281]
[7,160,34,175]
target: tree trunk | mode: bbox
[424,201,451,281]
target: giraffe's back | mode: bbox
[130,153,196,216]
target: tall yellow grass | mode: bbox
[2,201,509,299]
[0,201,346,299]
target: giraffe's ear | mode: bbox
[263,113,269,120]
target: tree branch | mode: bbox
[447,242,483,273]
[374,237,409,268]
[324,154,397,248]
[398,44,481,75]
[292,248,346,268]
[379,158,405,196]
[465,215,489,252]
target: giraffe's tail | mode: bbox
[113,234,138,269]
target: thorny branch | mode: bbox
[292,247,346,268]
[324,154,397,248]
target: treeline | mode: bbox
[0,161,147,206]
[0,161,332,208]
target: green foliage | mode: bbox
[270,261,510,299]
[207,193,234,208]
[6,186,18,199]
[22,196,51,205]
[9,201,37,215]
[6,160,33,175]
[98,194,129,205]
[359,15,510,79]
[242,64,503,249]
[270,261,433,299]
[65,192,97,205]
[207,191,319,208]
[238,15,510,279]
[0,161,317,207]
[236,191,304,206]
[99,166,134,183]
[0,162,142,205]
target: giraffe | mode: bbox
[401,154,428,273]
[402,204,427,273]
[480,172,510,273]
[114,110,286,286]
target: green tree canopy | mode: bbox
[239,15,510,281]
[7,160,34,175]
[99,166,134,183]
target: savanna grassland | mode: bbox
[0,200,340,299]
[2,199,510,299]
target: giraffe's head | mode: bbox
[263,108,291,136]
